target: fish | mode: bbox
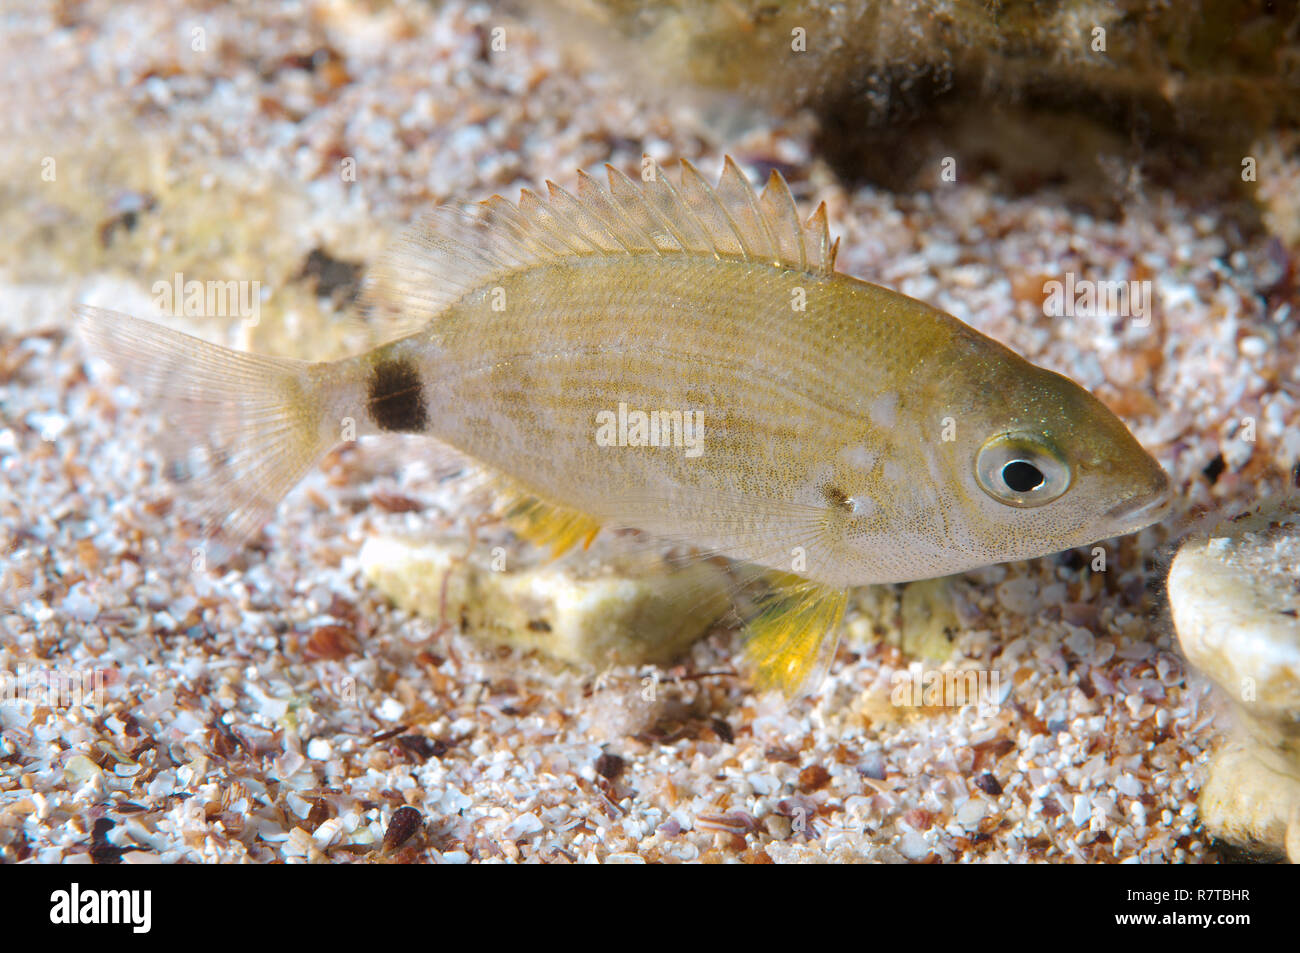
[75,155,1171,693]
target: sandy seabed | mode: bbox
[1,0,1297,863]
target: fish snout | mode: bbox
[1103,469,1172,534]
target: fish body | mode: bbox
[77,157,1170,691]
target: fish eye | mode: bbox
[975,433,1071,507]
[1001,460,1043,492]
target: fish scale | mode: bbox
[75,156,1170,694]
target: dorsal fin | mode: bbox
[360,156,837,345]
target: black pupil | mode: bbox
[1002,460,1045,493]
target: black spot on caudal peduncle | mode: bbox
[367,357,428,433]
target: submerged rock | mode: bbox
[1168,500,1300,862]
[898,576,962,662]
[360,535,734,668]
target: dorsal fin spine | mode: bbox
[762,171,807,272]
[680,158,752,261]
[806,203,832,276]
[359,156,838,346]
[568,174,634,253]
[548,178,634,255]
[639,161,716,258]
[571,171,657,256]
[484,197,564,258]
[723,156,781,266]
[518,189,590,257]
[603,165,676,252]
[605,164,689,255]
[605,162,702,256]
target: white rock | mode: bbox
[359,533,732,667]
[955,798,986,829]
[281,827,313,858]
[1115,773,1143,797]
[898,830,929,859]
[503,812,544,839]
[1071,794,1091,827]
[1169,501,1300,861]
[313,817,344,848]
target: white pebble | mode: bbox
[503,813,544,839]
[1072,794,1091,827]
[956,798,986,828]
[26,411,69,441]
[898,830,929,859]
[282,827,312,857]
[312,817,344,848]
[60,584,99,623]
[1115,773,1143,797]
[1238,336,1268,358]
[996,577,1039,615]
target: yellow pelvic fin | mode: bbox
[744,573,848,696]
[501,493,602,559]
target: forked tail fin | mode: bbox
[75,306,337,551]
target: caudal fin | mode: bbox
[75,306,334,550]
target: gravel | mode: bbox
[2,0,1296,863]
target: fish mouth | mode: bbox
[1104,484,1172,534]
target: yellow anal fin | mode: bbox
[502,493,602,559]
[744,574,848,696]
